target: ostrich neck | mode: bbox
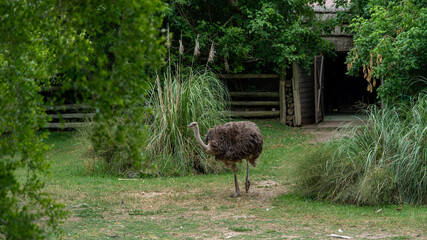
[193,127,210,152]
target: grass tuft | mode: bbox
[144,67,230,176]
[296,93,427,205]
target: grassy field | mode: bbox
[41,120,426,239]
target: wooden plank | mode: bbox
[314,55,319,123]
[292,62,302,126]
[230,111,280,117]
[300,87,314,94]
[319,56,325,122]
[45,122,89,129]
[231,101,279,106]
[301,106,315,115]
[300,96,315,103]
[48,113,95,119]
[299,77,312,83]
[279,64,287,124]
[299,81,314,88]
[219,74,279,79]
[230,92,279,98]
[46,104,92,111]
[300,92,314,99]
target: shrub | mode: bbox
[296,93,426,205]
[345,0,427,103]
[76,108,150,175]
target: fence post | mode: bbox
[279,61,287,124]
[292,61,302,126]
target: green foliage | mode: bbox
[165,0,334,73]
[0,0,164,238]
[145,67,230,176]
[345,0,427,103]
[77,108,150,175]
[296,94,427,205]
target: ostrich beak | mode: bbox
[187,124,191,128]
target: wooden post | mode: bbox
[292,61,302,126]
[314,56,319,123]
[279,61,287,124]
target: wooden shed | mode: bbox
[288,3,376,126]
[221,1,376,126]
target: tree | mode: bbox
[343,0,427,103]
[0,0,164,238]
[164,0,334,74]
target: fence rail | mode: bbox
[220,73,284,119]
[45,104,93,129]
[219,74,279,79]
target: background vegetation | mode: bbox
[0,0,164,238]
[164,0,334,73]
[340,0,427,103]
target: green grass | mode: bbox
[39,120,426,239]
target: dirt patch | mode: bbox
[247,180,283,201]
[303,129,345,144]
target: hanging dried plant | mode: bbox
[193,34,200,58]
[166,25,170,49]
[376,54,382,66]
[179,39,184,55]
[207,41,216,63]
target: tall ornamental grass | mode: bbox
[145,67,230,176]
[144,34,230,176]
[296,93,426,205]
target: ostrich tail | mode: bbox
[248,154,259,168]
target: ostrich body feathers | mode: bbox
[205,121,263,167]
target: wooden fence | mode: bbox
[219,73,287,123]
[45,104,93,129]
[45,69,299,129]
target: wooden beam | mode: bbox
[230,101,279,106]
[219,74,279,79]
[45,122,89,129]
[314,56,319,123]
[292,62,302,126]
[279,63,287,124]
[48,113,95,119]
[229,111,280,117]
[322,36,353,52]
[230,92,279,98]
[46,104,92,111]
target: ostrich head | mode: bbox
[187,122,198,129]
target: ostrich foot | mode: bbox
[232,191,240,197]
[245,179,251,193]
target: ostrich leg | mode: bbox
[245,160,251,193]
[231,164,240,197]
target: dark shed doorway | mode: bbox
[323,53,377,115]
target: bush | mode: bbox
[346,0,427,103]
[144,67,230,176]
[76,108,150,175]
[296,93,427,205]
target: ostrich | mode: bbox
[188,121,263,197]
